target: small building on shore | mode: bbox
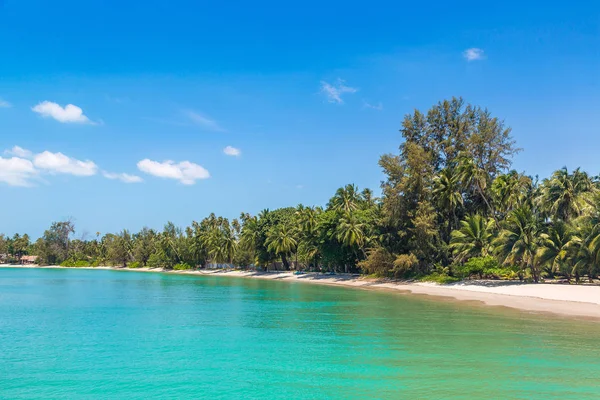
[20,255,39,265]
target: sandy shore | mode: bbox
[3,265,600,319]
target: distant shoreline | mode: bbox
[2,264,600,320]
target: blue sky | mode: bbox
[1,0,599,238]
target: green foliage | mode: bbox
[147,252,171,269]
[458,256,499,278]
[10,98,600,284]
[173,263,192,270]
[358,247,394,276]
[60,259,91,267]
[419,273,461,284]
[392,253,419,278]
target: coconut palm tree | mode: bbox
[457,154,496,222]
[450,214,495,262]
[295,205,319,235]
[265,224,297,270]
[537,167,595,222]
[433,168,463,240]
[493,206,542,282]
[492,170,532,216]
[335,212,367,272]
[535,221,576,278]
[329,184,361,212]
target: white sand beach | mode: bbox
[3,265,600,319]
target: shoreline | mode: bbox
[3,265,600,320]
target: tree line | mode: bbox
[2,97,599,283]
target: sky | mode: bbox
[1,0,599,238]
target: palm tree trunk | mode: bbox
[476,183,499,227]
[281,253,290,270]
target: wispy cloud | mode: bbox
[363,101,383,111]
[102,171,143,183]
[0,98,12,108]
[223,146,241,157]
[32,101,95,124]
[4,146,33,158]
[320,79,358,104]
[184,110,225,132]
[149,110,225,132]
[463,48,485,61]
[137,159,210,185]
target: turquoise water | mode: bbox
[1,268,599,399]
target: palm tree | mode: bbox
[335,212,367,272]
[329,184,361,212]
[537,167,595,222]
[295,205,319,235]
[265,224,297,270]
[492,170,532,216]
[361,188,376,207]
[433,168,463,240]
[239,215,260,259]
[493,206,542,282]
[457,154,496,222]
[535,221,576,278]
[565,218,600,283]
[450,214,495,262]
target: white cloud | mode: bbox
[184,110,225,132]
[320,79,358,104]
[0,147,100,186]
[4,146,33,158]
[137,159,210,185]
[32,101,93,124]
[0,156,37,186]
[0,99,11,108]
[363,101,383,111]
[33,151,98,176]
[223,146,241,157]
[102,171,143,183]
[463,48,485,61]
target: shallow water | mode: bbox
[1,268,599,399]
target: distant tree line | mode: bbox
[3,98,600,283]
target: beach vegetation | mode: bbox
[4,97,600,284]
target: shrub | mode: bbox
[393,253,419,278]
[60,259,91,267]
[128,261,141,269]
[419,272,461,284]
[358,247,394,276]
[459,256,499,279]
[147,253,170,269]
[173,263,192,270]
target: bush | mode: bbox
[147,253,170,269]
[358,247,394,276]
[457,256,520,280]
[393,253,419,278]
[459,256,499,279]
[60,259,91,267]
[128,261,141,269]
[173,263,192,270]
[419,272,461,284]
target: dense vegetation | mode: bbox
[3,98,600,283]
